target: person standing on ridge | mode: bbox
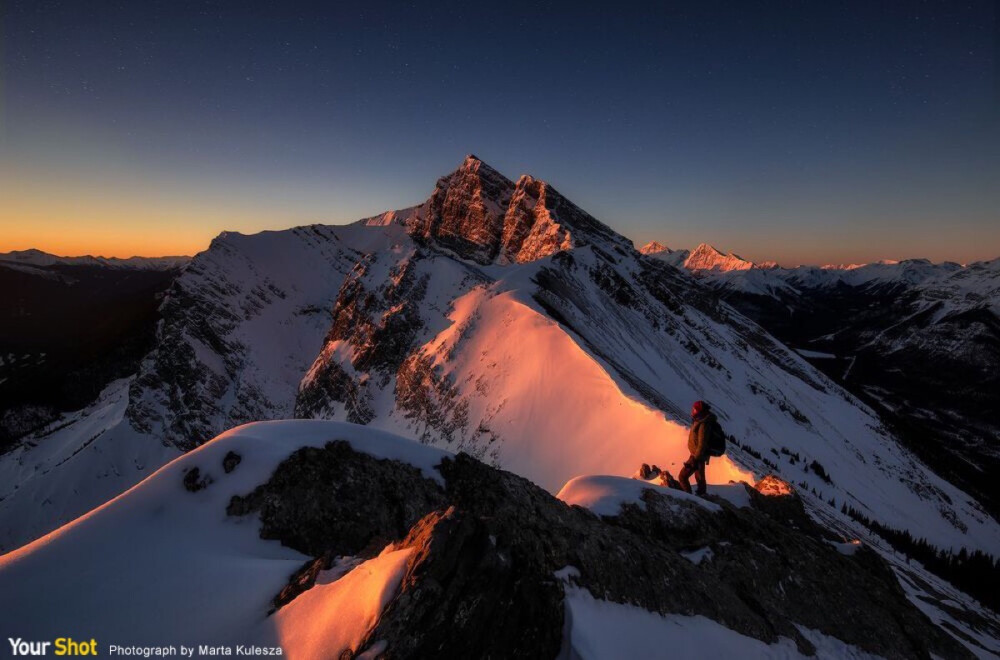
[678,400,727,496]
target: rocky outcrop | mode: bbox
[226,441,447,557]
[294,251,433,423]
[407,156,515,264]
[228,443,967,659]
[407,155,631,265]
[126,225,365,450]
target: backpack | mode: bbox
[707,418,727,457]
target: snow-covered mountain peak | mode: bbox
[638,240,671,255]
[376,156,632,266]
[683,243,756,272]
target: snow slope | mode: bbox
[0,379,179,553]
[0,420,449,654]
[360,284,753,490]
[562,585,883,659]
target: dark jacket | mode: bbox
[688,412,718,460]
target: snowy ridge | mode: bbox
[0,222,409,551]
[0,421,449,654]
[660,239,995,303]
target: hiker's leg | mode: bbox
[677,459,695,493]
[694,460,707,495]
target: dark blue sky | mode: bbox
[2,0,997,263]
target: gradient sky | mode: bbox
[1,0,997,265]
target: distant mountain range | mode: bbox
[641,240,1000,518]
[0,248,189,271]
[0,251,187,449]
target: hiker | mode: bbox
[678,400,726,496]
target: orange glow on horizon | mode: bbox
[0,162,340,258]
[0,227,205,259]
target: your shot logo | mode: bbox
[8,638,98,656]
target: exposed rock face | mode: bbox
[228,443,967,659]
[295,252,432,423]
[222,450,241,473]
[408,156,514,264]
[226,441,447,557]
[182,466,211,492]
[407,155,630,265]
[126,225,369,450]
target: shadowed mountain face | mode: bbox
[0,258,185,449]
[728,281,1000,519]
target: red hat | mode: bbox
[691,400,709,419]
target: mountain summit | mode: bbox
[374,155,630,265]
[638,240,671,255]
[683,243,756,272]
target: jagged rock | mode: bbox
[359,506,565,658]
[407,155,631,265]
[226,441,447,557]
[182,467,211,492]
[409,156,514,264]
[755,473,795,497]
[633,463,681,489]
[222,450,241,473]
[268,551,361,614]
[295,253,430,422]
[231,443,967,659]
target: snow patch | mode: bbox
[557,475,722,516]
[680,546,714,565]
[707,483,753,509]
[274,545,413,658]
[562,586,883,659]
[795,349,837,359]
